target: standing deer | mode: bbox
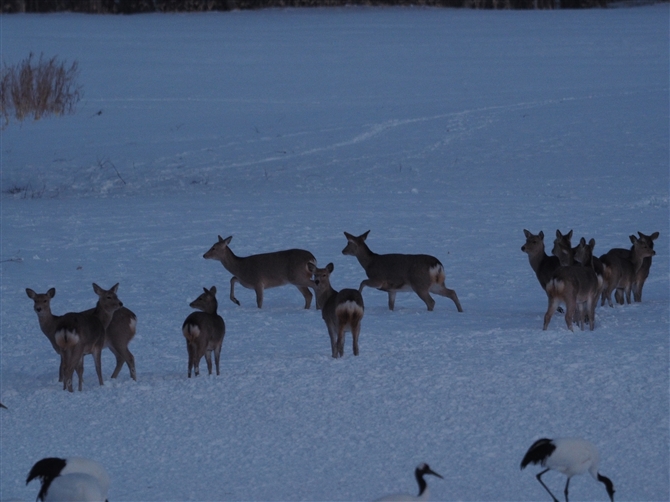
[521,230,561,293]
[83,305,137,381]
[203,235,318,309]
[26,287,65,382]
[543,263,600,332]
[599,235,656,307]
[56,283,124,392]
[182,286,225,377]
[341,230,462,312]
[606,231,659,303]
[312,263,364,358]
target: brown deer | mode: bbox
[599,235,656,307]
[182,286,225,377]
[312,263,364,358]
[203,235,318,309]
[83,305,137,381]
[543,264,600,332]
[56,283,124,392]
[26,287,65,382]
[341,230,462,312]
[606,231,659,303]
[521,230,561,293]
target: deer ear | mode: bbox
[93,283,102,294]
[589,238,595,248]
[566,229,573,239]
[48,287,56,298]
[523,229,531,238]
[361,230,371,240]
[344,231,354,240]
[26,288,35,299]
[579,237,586,245]
[218,235,224,242]
[326,262,334,273]
[110,283,119,293]
[210,286,217,295]
[629,235,636,244]
[538,231,544,239]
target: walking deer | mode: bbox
[203,235,318,309]
[26,287,65,382]
[521,230,561,293]
[341,230,462,312]
[312,263,364,358]
[606,231,659,303]
[599,235,656,307]
[182,286,225,377]
[56,283,124,392]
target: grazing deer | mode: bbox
[341,230,462,312]
[83,305,137,381]
[182,286,225,378]
[552,229,576,266]
[203,235,318,309]
[521,230,561,293]
[56,283,124,392]
[599,235,656,307]
[312,263,364,358]
[26,287,65,382]
[543,263,600,332]
[606,231,659,303]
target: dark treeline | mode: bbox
[1,0,608,14]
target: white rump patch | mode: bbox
[128,317,137,333]
[55,329,80,348]
[182,324,201,340]
[429,263,445,282]
[335,301,364,318]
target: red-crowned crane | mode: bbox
[26,457,110,502]
[521,438,615,502]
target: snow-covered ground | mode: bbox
[1,5,668,501]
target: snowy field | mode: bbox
[1,5,668,501]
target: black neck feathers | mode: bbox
[598,473,616,502]
[520,438,556,469]
[26,457,67,501]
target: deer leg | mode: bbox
[564,477,570,502]
[387,291,396,311]
[327,325,338,358]
[107,345,124,379]
[415,289,436,311]
[214,343,222,376]
[352,322,360,356]
[564,299,576,332]
[93,348,104,386]
[296,286,313,309]
[433,284,463,312]
[254,285,264,309]
[229,277,241,306]
[543,298,560,330]
[536,468,559,502]
[204,349,213,375]
[187,342,194,378]
[337,326,346,358]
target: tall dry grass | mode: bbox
[1,53,83,127]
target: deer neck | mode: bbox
[316,285,337,310]
[94,303,116,330]
[527,248,549,275]
[36,309,59,337]
[354,242,377,270]
[221,246,243,275]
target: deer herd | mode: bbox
[26,228,658,392]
